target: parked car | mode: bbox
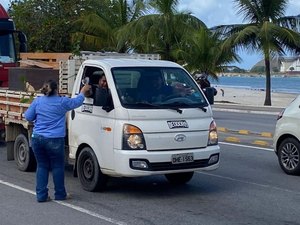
[273,95,300,175]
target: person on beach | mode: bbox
[220,88,224,97]
[25,80,91,202]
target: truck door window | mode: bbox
[0,33,16,63]
[81,66,113,109]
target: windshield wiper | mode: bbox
[134,102,183,113]
[163,102,208,113]
[198,106,207,112]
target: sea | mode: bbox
[210,76,300,94]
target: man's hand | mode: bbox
[173,83,192,96]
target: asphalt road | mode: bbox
[213,110,278,133]
[212,107,279,148]
[1,141,299,225]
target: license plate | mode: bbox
[171,153,194,164]
[167,120,188,129]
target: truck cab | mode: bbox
[0,4,27,87]
[69,58,220,191]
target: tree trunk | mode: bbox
[264,56,272,106]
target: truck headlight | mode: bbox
[123,124,146,150]
[208,120,218,146]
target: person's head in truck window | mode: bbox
[98,74,108,89]
[90,71,107,89]
[94,74,111,107]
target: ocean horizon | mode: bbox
[210,76,300,94]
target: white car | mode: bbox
[273,95,300,175]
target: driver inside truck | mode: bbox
[137,71,173,103]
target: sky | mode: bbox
[1,0,300,70]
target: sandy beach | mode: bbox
[213,87,299,108]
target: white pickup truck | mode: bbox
[3,55,220,191]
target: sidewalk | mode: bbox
[211,87,298,114]
[212,102,284,115]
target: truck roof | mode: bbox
[0,4,15,31]
[0,4,9,19]
[83,58,182,69]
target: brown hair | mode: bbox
[41,80,57,96]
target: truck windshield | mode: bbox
[0,32,16,63]
[112,67,208,109]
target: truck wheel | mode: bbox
[278,137,300,175]
[77,147,108,192]
[165,172,194,185]
[14,134,36,172]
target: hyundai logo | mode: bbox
[174,134,186,142]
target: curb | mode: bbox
[212,103,284,115]
[212,107,279,115]
[218,127,273,147]
[218,127,273,138]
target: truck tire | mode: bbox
[165,172,194,185]
[77,147,108,192]
[278,137,300,175]
[14,133,36,172]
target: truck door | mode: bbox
[68,65,115,171]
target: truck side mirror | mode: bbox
[102,95,114,112]
[94,87,114,112]
[18,32,27,52]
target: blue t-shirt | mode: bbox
[25,93,85,138]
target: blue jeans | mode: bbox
[31,135,66,202]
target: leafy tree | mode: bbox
[214,0,300,105]
[71,0,148,52]
[9,0,90,52]
[176,27,240,80]
[118,0,206,61]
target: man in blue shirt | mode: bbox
[25,80,90,202]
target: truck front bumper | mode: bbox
[109,145,220,177]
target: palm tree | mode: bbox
[177,27,241,80]
[118,0,206,61]
[214,0,300,106]
[71,0,147,52]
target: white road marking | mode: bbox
[196,142,300,194]
[219,141,274,151]
[0,141,278,224]
[195,171,300,194]
[0,179,36,195]
[0,179,127,225]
